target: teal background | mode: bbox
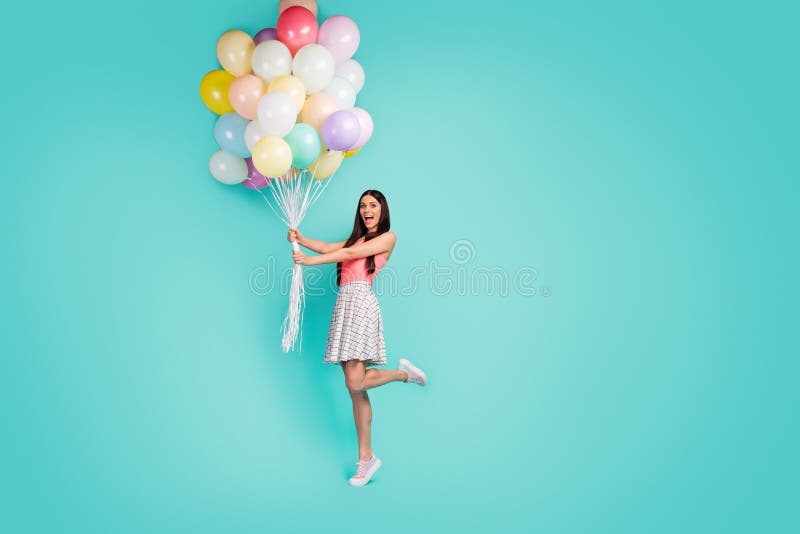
[2,0,797,532]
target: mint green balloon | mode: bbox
[283,123,322,169]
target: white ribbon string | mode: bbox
[252,167,339,353]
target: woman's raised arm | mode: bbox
[288,228,347,254]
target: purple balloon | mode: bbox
[242,158,270,189]
[253,27,278,45]
[321,110,361,151]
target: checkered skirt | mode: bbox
[324,281,387,367]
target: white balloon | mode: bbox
[257,92,298,137]
[245,120,267,153]
[252,40,292,83]
[292,44,335,94]
[209,150,247,184]
[322,77,356,109]
[335,59,365,93]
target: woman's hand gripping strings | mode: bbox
[287,228,348,258]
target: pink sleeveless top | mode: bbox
[341,252,388,286]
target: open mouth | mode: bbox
[364,215,374,223]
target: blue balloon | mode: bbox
[214,112,250,158]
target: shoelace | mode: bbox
[354,459,371,477]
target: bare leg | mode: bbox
[361,368,408,389]
[342,361,374,461]
[342,360,408,392]
[342,361,408,461]
[349,389,373,461]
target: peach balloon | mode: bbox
[301,92,339,134]
[268,75,306,113]
[229,75,267,120]
[278,0,318,18]
[216,30,254,76]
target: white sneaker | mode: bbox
[398,358,427,386]
[348,455,382,487]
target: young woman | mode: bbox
[289,189,428,487]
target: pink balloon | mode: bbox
[277,6,318,56]
[348,107,373,149]
[317,15,360,65]
[229,75,267,120]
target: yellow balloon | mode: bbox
[310,147,344,180]
[268,75,306,114]
[216,30,254,77]
[200,70,235,114]
[343,148,361,158]
[252,136,293,178]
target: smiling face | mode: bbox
[359,194,381,233]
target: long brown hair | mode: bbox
[336,190,391,286]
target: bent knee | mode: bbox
[345,379,365,393]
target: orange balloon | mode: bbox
[200,70,235,114]
[279,0,318,18]
[229,75,267,120]
[301,92,339,134]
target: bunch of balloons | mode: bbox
[200,1,373,353]
[200,1,373,188]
